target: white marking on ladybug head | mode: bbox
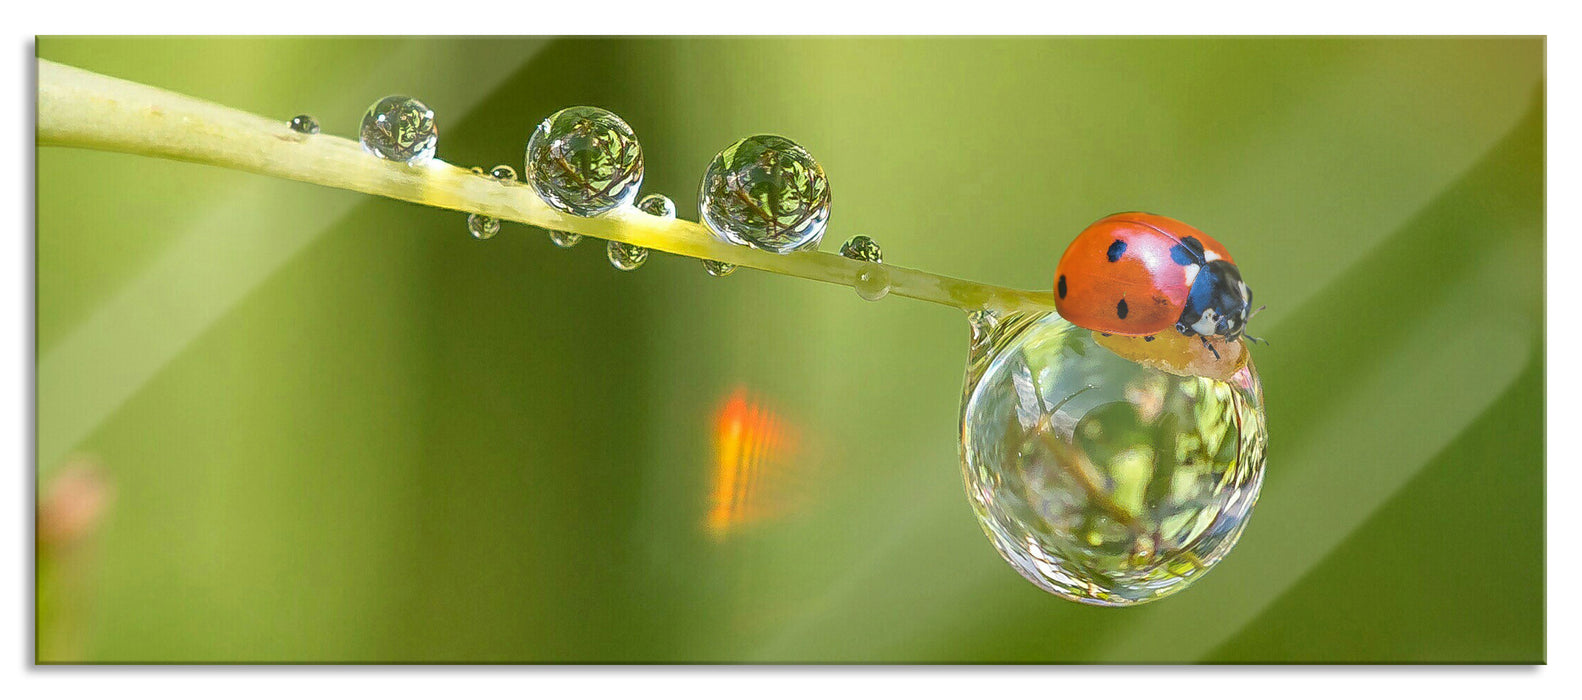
[1190,309,1220,337]
[1183,263,1201,286]
[1203,250,1222,262]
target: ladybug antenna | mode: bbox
[1248,304,1268,319]
[1243,334,1267,345]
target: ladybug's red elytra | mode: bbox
[1053,212,1262,359]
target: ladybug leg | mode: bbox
[1243,333,1266,345]
[1199,336,1221,360]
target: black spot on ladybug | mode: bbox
[1170,237,1206,265]
[1057,275,1067,299]
[1106,239,1127,262]
[1116,298,1129,319]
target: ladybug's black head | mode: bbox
[1176,260,1254,342]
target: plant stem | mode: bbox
[36,59,1056,317]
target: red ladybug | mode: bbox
[1053,212,1261,358]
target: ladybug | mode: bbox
[1053,212,1262,358]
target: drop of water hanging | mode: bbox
[606,192,670,270]
[702,260,737,277]
[463,165,517,239]
[467,213,500,240]
[359,96,438,165]
[959,311,1266,606]
[854,264,891,301]
[699,134,831,254]
[525,106,644,217]
[287,114,320,136]
[607,241,648,271]
[548,230,583,248]
[840,235,883,263]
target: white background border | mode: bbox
[10,1,1570,696]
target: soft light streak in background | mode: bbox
[35,37,1543,663]
[707,387,807,537]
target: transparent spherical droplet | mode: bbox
[607,241,649,271]
[359,96,438,165]
[840,235,883,263]
[548,230,583,248]
[854,264,891,301]
[525,106,644,217]
[287,114,320,135]
[702,260,737,277]
[490,164,518,182]
[699,134,831,254]
[467,213,500,240]
[636,193,676,219]
[960,311,1266,606]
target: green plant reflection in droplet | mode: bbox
[960,311,1267,606]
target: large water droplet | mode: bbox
[840,235,883,263]
[699,134,830,254]
[548,230,583,248]
[526,106,644,217]
[702,260,737,277]
[359,96,438,164]
[287,114,320,136]
[960,311,1266,606]
[854,264,891,301]
[467,213,500,240]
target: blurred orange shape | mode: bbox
[708,387,803,537]
[38,458,114,548]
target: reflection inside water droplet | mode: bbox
[525,106,644,217]
[548,230,583,248]
[287,114,319,136]
[608,241,648,271]
[698,134,830,254]
[854,264,890,301]
[359,96,437,164]
[840,235,883,263]
[467,213,500,240]
[960,311,1266,606]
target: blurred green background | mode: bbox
[35,37,1543,663]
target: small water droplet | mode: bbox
[467,213,500,240]
[470,166,487,176]
[359,96,438,165]
[525,106,643,217]
[839,235,883,263]
[490,164,518,182]
[702,260,737,277]
[608,241,649,271]
[548,230,583,248]
[699,134,830,254]
[635,193,676,219]
[288,114,320,135]
[854,263,891,301]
